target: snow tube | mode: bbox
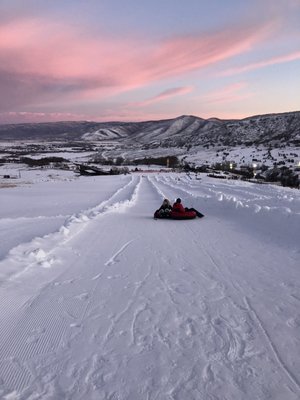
[154,210,196,219]
[170,210,196,219]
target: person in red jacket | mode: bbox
[172,198,185,213]
[172,198,204,218]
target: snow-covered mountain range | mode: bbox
[0,111,299,170]
[0,111,299,146]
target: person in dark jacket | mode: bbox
[158,198,172,217]
[172,198,204,218]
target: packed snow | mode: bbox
[0,170,299,400]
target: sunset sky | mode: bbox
[0,0,300,124]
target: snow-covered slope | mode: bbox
[0,172,299,399]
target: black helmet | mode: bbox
[176,198,181,203]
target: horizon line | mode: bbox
[0,110,300,126]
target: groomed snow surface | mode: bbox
[0,172,299,400]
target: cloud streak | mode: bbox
[201,82,253,105]
[0,16,275,112]
[135,86,194,107]
[222,50,300,76]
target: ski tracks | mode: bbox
[244,297,300,394]
[0,176,144,397]
[149,175,300,399]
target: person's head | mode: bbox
[163,198,170,206]
[176,198,181,203]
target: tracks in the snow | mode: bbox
[0,174,299,399]
[0,176,141,283]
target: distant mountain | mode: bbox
[1,112,300,173]
[0,112,299,149]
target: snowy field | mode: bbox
[184,145,300,170]
[0,171,299,399]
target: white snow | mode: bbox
[184,145,300,170]
[0,171,299,399]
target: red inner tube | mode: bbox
[154,210,196,219]
[170,210,196,219]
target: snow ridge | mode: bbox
[151,175,300,250]
[0,176,142,283]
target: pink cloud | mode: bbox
[135,86,194,107]
[0,16,276,114]
[0,19,133,81]
[200,82,253,105]
[222,50,300,76]
[1,17,274,79]
[142,24,274,82]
